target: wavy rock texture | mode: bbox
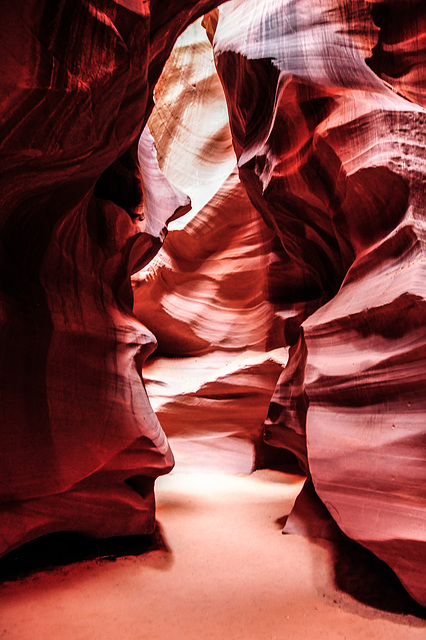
[134,167,287,469]
[145,20,237,223]
[212,0,426,605]
[132,22,288,471]
[1,0,425,611]
[0,0,223,556]
[133,172,275,356]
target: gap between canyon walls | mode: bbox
[0,0,424,611]
[138,1,426,608]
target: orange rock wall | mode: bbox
[0,0,425,608]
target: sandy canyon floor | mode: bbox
[0,443,425,640]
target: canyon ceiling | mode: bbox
[0,0,425,608]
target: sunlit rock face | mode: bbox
[0,0,222,556]
[211,0,426,605]
[1,0,425,610]
[132,22,288,471]
[135,171,288,469]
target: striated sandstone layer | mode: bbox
[0,0,223,556]
[132,22,287,468]
[1,0,425,611]
[134,166,287,468]
[211,0,426,605]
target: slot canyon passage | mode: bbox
[0,0,425,637]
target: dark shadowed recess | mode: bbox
[330,536,426,620]
[254,435,304,475]
[279,480,426,620]
[0,525,169,582]
[366,0,426,97]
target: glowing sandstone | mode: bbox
[133,22,286,465]
[211,0,426,605]
[0,0,425,610]
[136,1,426,605]
[0,0,222,555]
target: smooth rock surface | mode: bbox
[1,0,425,611]
[211,0,426,605]
[0,0,223,556]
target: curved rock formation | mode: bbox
[136,170,288,469]
[132,22,291,471]
[1,0,425,610]
[0,0,222,556]
[211,0,426,605]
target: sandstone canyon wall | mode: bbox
[136,1,426,606]
[212,0,426,606]
[133,23,287,470]
[0,0,425,608]
[0,0,223,556]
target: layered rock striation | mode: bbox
[0,0,223,556]
[211,0,426,605]
[0,0,425,609]
[133,23,287,469]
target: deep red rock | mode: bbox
[212,0,426,605]
[1,0,425,611]
[0,0,222,556]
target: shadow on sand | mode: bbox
[0,523,169,582]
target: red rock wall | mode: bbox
[0,0,222,555]
[131,22,287,470]
[0,0,425,609]
[212,0,426,606]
